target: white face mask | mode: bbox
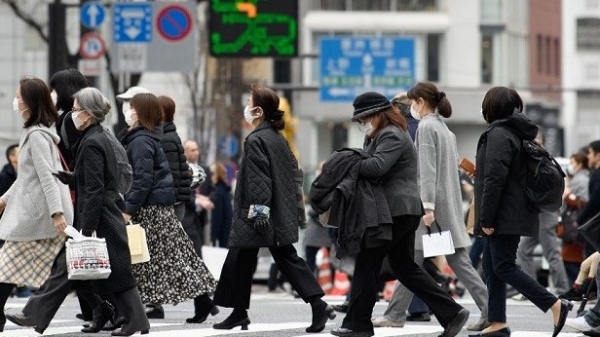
[124,108,137,126]
[72,111,87,130]
[12,97,26,115]
[244,105,258,125]
[50,91,58,107]
[567,164,576,175]
[410,105,422,121]
[358,122,374,136]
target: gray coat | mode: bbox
[570,169,590,202]
[0,126,73,241]
[414,113,471,250]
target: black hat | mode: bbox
[351,92,392,122]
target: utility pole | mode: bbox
[48,0,68,80]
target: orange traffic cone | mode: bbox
[316,248,333,294]
[383,280,397,301]
[330,270,350,296]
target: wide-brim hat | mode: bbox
[351,92,392,122]
[116,86,151,101]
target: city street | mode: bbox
[0,286,590,337]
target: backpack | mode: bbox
[521,139,565,212]
[104,129,133,195]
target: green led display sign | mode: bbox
[209,0,298,57]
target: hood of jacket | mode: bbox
[488,109,538,141]
[122,126,162,145]
[21,125,61,146]
[162,121,177,135]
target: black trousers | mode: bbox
[342,215,463,333]
[483,235,557,322]
[213,244,324,309]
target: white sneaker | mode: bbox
[371,317,405,328]
[565,316,594,332]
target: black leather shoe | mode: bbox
[332,303,349,313]
[553,299,573,337]
[82,301,116,333]
[6,313,35,327]
[468,327,511,337]
[306,304,336,333]
[440,308,470,337]
[407,312,431,322]
[103,316,126,331]
[111,329,149,336]
[213,313,250,330]
[330,327,374,337]
[145,305,164,319]
[186,306,219,323]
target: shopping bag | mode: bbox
[126,223,150,264]
[579,211,600,252]
[422,221,455,258]
[66,231,112,280]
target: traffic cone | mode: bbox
[383,280,397,301]
[316,247,333,294]
[330,270,350,296]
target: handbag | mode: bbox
[66,231,112,280]
[126,223,150,264]
[579,211,600,252]
[422,221,455,258]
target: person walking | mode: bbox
[330,91,469,337]
[121,93,218,321]
[472,86,571,337]
[182,140,209,258]
[212,83,335,333]
[209,162,232,248]
[578,141,600,258]
[0,77,73,332]
[373,83,489,331]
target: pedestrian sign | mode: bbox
[80,2,106,29]
[113,3,152,43]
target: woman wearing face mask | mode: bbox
[213,83,335,333]
[120,93,218,326]
[371,82,490,332]
[0,77,73,332]
[66,87,151,336]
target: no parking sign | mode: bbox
[156,4,193,42]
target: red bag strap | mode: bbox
[56,145,70,173]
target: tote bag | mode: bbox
[66,232,112,280]
[422,222,455,258]
[126,223,151,264]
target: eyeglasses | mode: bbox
[70,108,85,114]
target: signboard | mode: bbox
[113,3,153,43]
[79,32,106,59]
[111,2,196,73]
[81,2,106,29]
[209,0,298,57]
[320,37,416,102]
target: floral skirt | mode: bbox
[0,236,65,288]
[131,205,217,304]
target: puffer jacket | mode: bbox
[228,122,300,248]
[161,122,191,203]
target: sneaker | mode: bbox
[371,317,405,327]
[566,316,594,332]
[510,293,528,301]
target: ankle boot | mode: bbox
[213,308,250,330]
[145,304,164,319]
[306,301,336,333]
[82,301,115,333]
[186,295,219,323]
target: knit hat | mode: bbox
[351,92,392,122]
[116,86,151,101]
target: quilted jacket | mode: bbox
[228,122,300,248]
[160,122,191,203]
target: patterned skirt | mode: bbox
[0,236,65,288]
[131,205,217,304]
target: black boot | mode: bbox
[186,294,220,323]
[0,283,15,333]
[213,308,250,330]
[306,298,336,333]
[81,301,115,333]
[145,304,164,319]
[103,316,126,331]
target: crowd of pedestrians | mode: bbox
[0,69,598,337]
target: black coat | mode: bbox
[160,122,191,203]
[0,163,16,196]
[121,126,175,215]
[474,112,540,236]
[210,181,233,245]
[578,169,600,225]
[73,124,137,294]
[228,122,299,248]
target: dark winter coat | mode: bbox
[160,122,191,203]
[228,122,300,248]
[310,148,393,257]
[474,111,540,236]
[210,181,233,247]
[73,124,137,294]
[0,163,17,197]
[578,169,600,225]
[121,126,175,216]
[56,111,80,169]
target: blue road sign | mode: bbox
[113,3,153,43]
[219,135,239,159]
[320,37,416,102]
[156,4,193,42]
[81,2,106,29]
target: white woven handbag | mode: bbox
[66,231,112,280]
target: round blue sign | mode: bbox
[80,2,106,29]
[156,5,192,42]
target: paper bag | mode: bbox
[422,222,455,258]
[126,224,150,264]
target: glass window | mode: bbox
[481,34,493,83]
[427,34,440,82]
[318,0,348,10]
[537,35,543,73]
[554,38,560,76]
[393,0,437,11]
[351,0,391,11]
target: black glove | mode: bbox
[81,229,94,237]
[52,170,74,185]
[253,216,271,235]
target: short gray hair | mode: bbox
[73,87,111,123]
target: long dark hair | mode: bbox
[250,83,285,130]
[20,77,58,128]
[130,93,162,132]
[370,106,408,138]
[407,82,452,118]
[49,68,89,112]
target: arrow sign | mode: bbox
[125,27,142,40]
[81,2,106,29]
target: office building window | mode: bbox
[427,34,440,82]
[481,0,503,21]
[318,0,348,10]
[393,0,437,11]
[482,34,494,83]
[537,34,543,73]
[546,37,551,75]
[554,38,560,76]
